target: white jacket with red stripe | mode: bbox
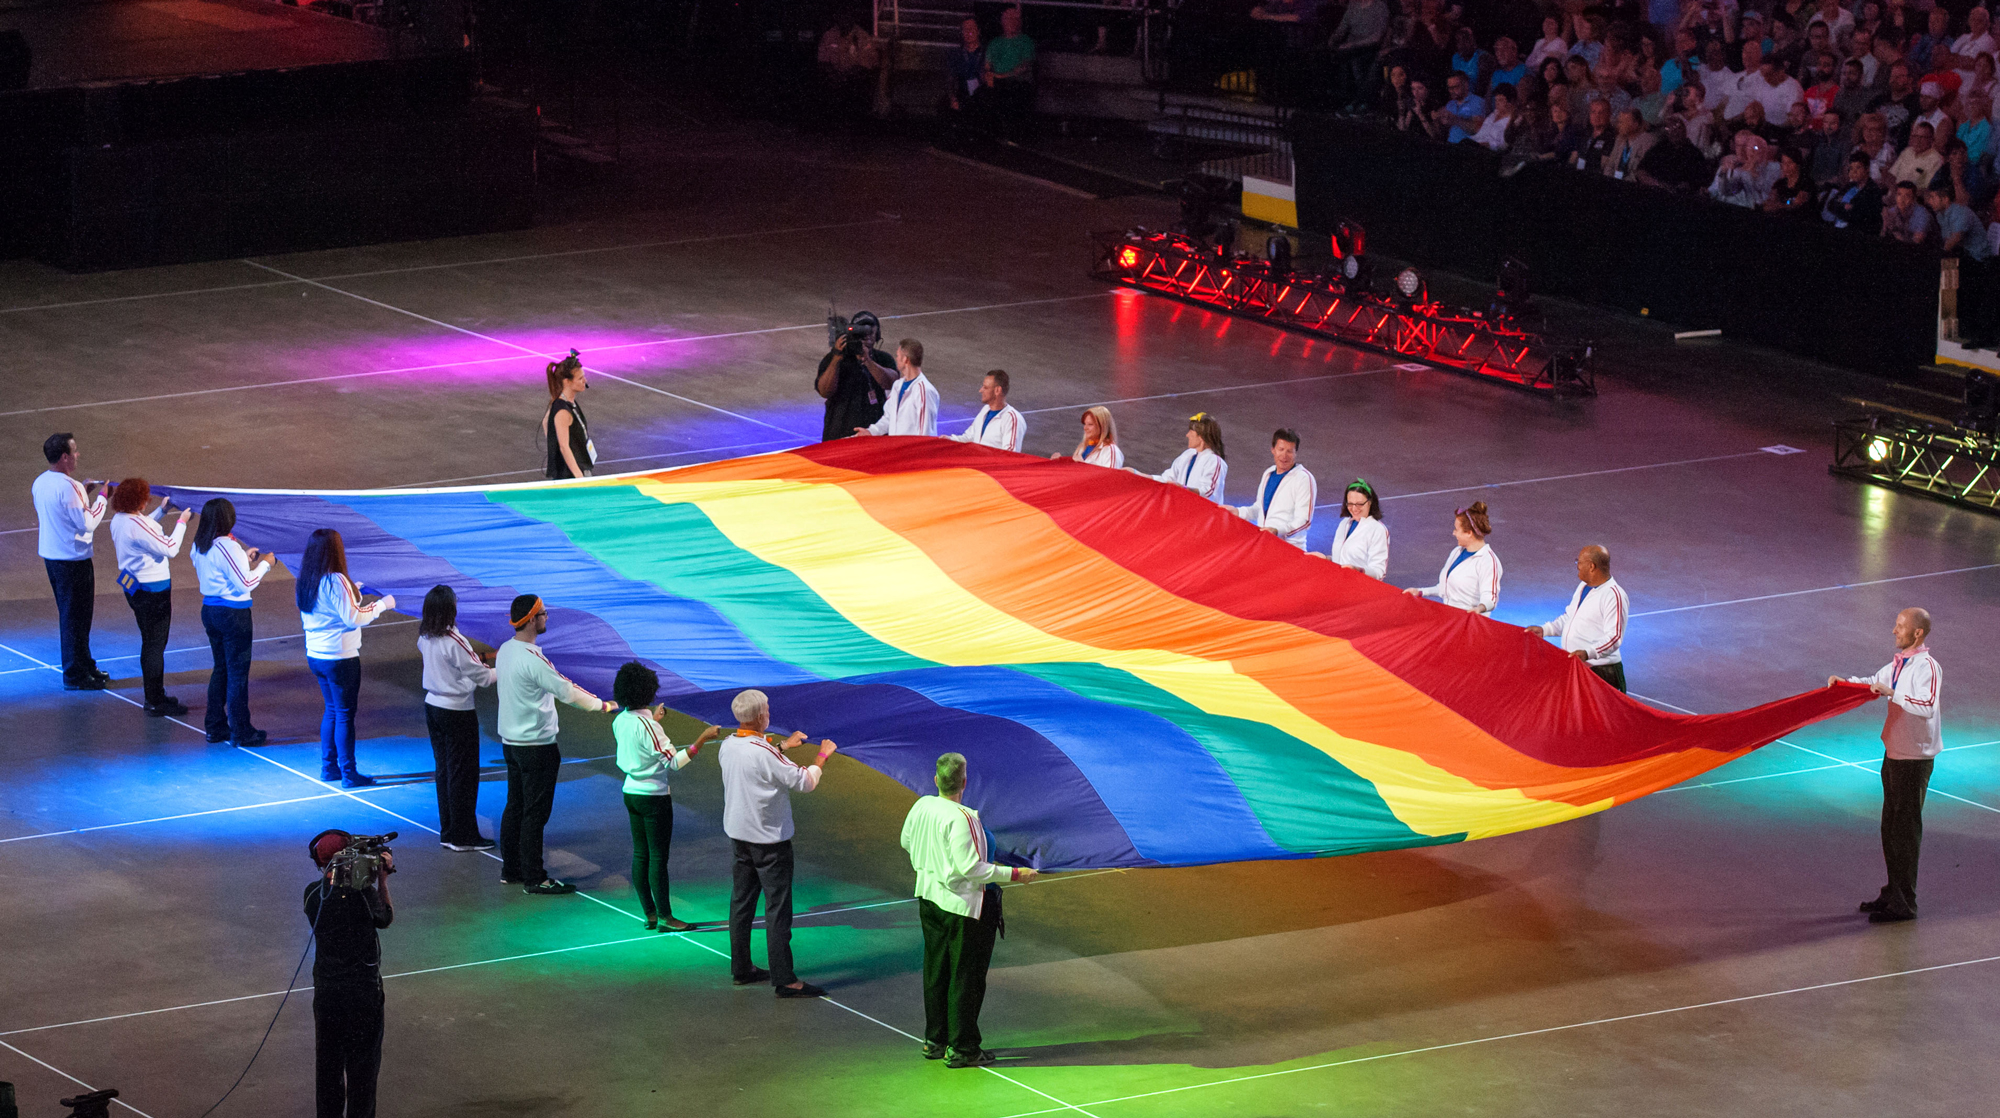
[865,371,940,437]
[1541,577,1629,666]
[950,404,1026,452]
[1850,647,1943,760]
[192,535,270,605]
[1414,544,1502,613]
[1153,447,1228,505]
[302,572,392,659]
[110,508,186,585]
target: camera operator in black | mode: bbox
[305,830,394,1118]
[814,311,896,441]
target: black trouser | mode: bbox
[920,897,999,1054]
[200,603,254,742]
[626,793,676,919]
[1589,660,1628,693]
[44,557,97,684]
[313,980,383,1118]
[425,705,483,845]
[499,742,560,883]
[1877,757,1934,917]
[124,586,172,704]
[729,838,796,985]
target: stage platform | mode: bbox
[0,112,1996,1118]
[0,0,394,88]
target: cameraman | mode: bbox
[814,311,895,442]
[306,830,394,1118]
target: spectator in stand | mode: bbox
[1698,39,1739,113]
[949,370,1026,452]
[1399,77,1442,136]
[1633,63,1674,122]
[108,478,191,717]
[1055,406,1123,468]
[1575,96,1618,170]
[1956,7,1997,68]
[1603,107,1657,177]
[1804,51,1842,114]
[1835,58,1878,121]
[1661,28,1700,92]
[1570,13,1606,68]
[1874,61,1921,141]
[1939,137,1995,207]
[1547,98,1588,164]
[1811,0,1854,41]
[1910,5,1952,76]
[1729,100,1786,147]
[1968,52,1997,104]
[1823,151,1889,229]
[1490,36,1529,91]
[1435,71,1489,142]
[1771,15,1807,75]
[1718,39,1772,118]
[1809,110,1853,182]
[1882,179,1936,242]
[1450,27,1495,94]
[1501,97,1558,171]
[1145,412,1228,504]
[1856,111,1900,183]
[982,6,1036,134]
[1803,21,1837,75]
[1783,101,1821,156]
[1931,183,1993,261]
[1474,83,1519,149]
[1711,132,1784,206]
[297,528,395,788]
[1671,80,1721,156]
[1536,56,1566,95]
[1590,60,1637,117]
[1682,2,1732,58]
[1378,62,1411,117]
[945,19,984,117]
[1398,0,1455,85]
[1765,147,1820,212]
[1915,81,1955,143]
[1527,15,1569,68]
[1850,26,1883,86]
[1958,90,1995,162]
[1329,0,1391,111]
[1887,120,1945,189]
[1563,56,1596,117]
[1637,115,1716,190]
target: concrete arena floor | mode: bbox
[2,118,1998,1118]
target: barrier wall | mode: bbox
[1291,113,1939,373]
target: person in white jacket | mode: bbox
[32,432,110,689]
[108,477,193,715]
[949,370,1026,452]
[1147,412,1228,504]
[1527,545,1630,691]
[612,659,721,932]
[497,593,614,895]
[854,339,939,438]
[1404,501,1501,613]
[1325,479,1389,579]
[190,498,271,747]
[1830,607,1944,924]
[1054,405,1124,468]
[417,584,497,851]
[1235,428,1315,548]
[297,529,395,787]
[901,752,1039,1068]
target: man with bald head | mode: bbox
[1527,545,1629,691]
[1830,608,1942,924]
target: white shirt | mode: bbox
[1153,448,1228,504]
[865,371,940,437]
[1540,577,1629,666]
[495,638,600,745]
[901,795,1014,919]
[33,470,106,561]
[1413,544,1502,612]
[615,709,692,796]
[419,626,496,710]
[1848,646,1943,760]
[1235,465,1316,548]
[110,508,184,586]
[1701,67,1742,113]
[720,730,821,844]
[950,404,1026,452]
[1739,70,1804,121]
[191,536,270,604]
[1472,110,1512,151]
[1954,30,1996,60]
[1526,36,1569,67]
[1075,442,1125,468]
[1327,516,1389,579]
[300,572,389,660]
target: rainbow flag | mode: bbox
[164,440,1870,870]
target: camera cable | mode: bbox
[193,882,327,1118]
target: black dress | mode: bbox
[544,398,594,479]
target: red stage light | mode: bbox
[1116,246,1140,269]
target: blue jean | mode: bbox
[309,655,362,777]
[201,603,254,742]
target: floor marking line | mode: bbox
[820,997,1107,1118]
[1654,760,1858,793]
[1317,451,1769,510]
[1021,367,1396,418]
[0,1039,158,1117]
[0,280,303,316]
[1630,564,2000,617]
[988,951,2000,1118]
[0,791,355,844]
[386,437,809,488]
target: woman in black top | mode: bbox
[541,350,594,479]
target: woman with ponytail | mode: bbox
[540,350,596,479]
[1145,411,1229,504]
[1404,501,1502,613]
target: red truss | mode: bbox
[1092,231,1594,397]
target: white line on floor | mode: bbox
[386,437,810,488]
[985,951,2000,1118]
[1630,564,2000,617]
[1656,738,2000,795]
[821,994,1107,1117]
[1313,451,1770,510]
[1020,367,1395,418]
[0,1039,157,1117]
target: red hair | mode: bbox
[110,477,150,515]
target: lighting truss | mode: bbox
[1831,414,2000,514]
[1092,230,1594,397]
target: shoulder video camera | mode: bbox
[326,832,397,891]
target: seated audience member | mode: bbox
[1474,83,1519,149]
[1765,147,1820,212]
[1835,58,1879,120]
[1803,52,1843,112]
[1400,79,1443,137]
[1808,110,1853,182]
[1501,99,1558,171]
[1603,107,1657,177]
[945,19,984,116]
[1958,91,1995,161]
[1849,25,1883,86]
[1728,99,1787,146]
[1782,102,1821,154]
[982,6,1037,133]
[1968,51,1998,104]
[1434,72,1490,143]
[1547,100,1588,165]
[1882,180,1936,242]
[1822,151,1889,228]
[1660,29,1699,93]
[1909,5,1951,76]
[1451,27,1496,94]
[1489,36,1529,92]
[1743,47,1806,120]
[1669,81,1720,157]
[1569,13,1605,68]
[1378,64,1414,118]
[1855,111,1901,184]
[1914,80,1956,141]
[1887,120,1946,188]
[1717,39,1770,120]
[1527,15,1569,69]
[1633,63,1674,123]
[1939,138,1996,207]
[1930,184,1994,261]
[1957,6,1998,64]
[1810,0,1854,41]
[1697,40,1738,110]
[1872,61,1922,142]
[1711,133,1784,206]
[1564,56,1597,118]
[1637,116,1715,190]
[1574,97,1617,170]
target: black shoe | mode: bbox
[441,838,496,852]
[320,769,342,782]
[732,968,771,986]
[63,677,107,691]
[235,729,268,747]
[89,669,112,685]
[775,982,826,999]
[144,697,189,717]
[946,1048,996,1068]
[523,879,576,895]
[1859,898,1887,913]
[645,914,660,931]
[341,773,378,788]
[922,1042,948,1061]
[500,875,524,885]
[657,917,695,933]
[1868,908,1917,924]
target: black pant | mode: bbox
[200,603,255,742]
[1877,757,1934,917]
[124,586,172,704]
[626,793,676,919]
[425,705,484,845]
[45,557,97,684]
[1590,660,1628,693]
[500,742,560,883]
[313,981,383,1118]
[729,839,796,985]
[920,897,998,1054]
